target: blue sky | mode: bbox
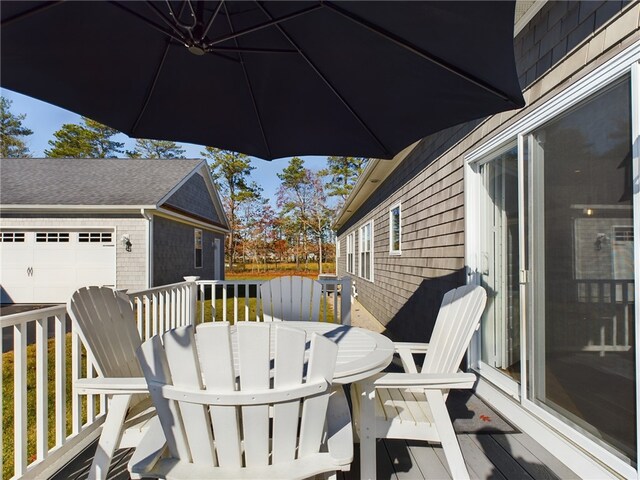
[1,88,329,205]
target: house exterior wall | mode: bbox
[0,214,148,292]
[336,1,633,343]
[152,215,224,286]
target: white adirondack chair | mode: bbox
[351,284,487,480]
[130,322,354,479]
[67,286,152,480]
[260,275,324,322]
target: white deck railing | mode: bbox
[1,276,351,479]
[196,277,351,325]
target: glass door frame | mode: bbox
[465,43,640,477]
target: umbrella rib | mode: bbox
[205,3,323,49]
[323,1,522,107]
[210,46,296,54]
[130,39,173,136]
[223,2,272,159]
[201,1,225,41]
[1,1,64,27]
[254,1,391,158]
[109,1,186,45]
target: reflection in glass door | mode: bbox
[479,145,521,383]
[526,76,635,461]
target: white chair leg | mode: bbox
[425,390,470,480]
[89,394,132,480]
[359,382,376,480]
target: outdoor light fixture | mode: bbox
[121,234,132,252]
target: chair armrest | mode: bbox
[128,416,166,478]
[393,342,429,354]
[75,377,148,394]
[327,386,354,466]
[393,342,429,373]
[372,372,476,390]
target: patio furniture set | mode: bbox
[67,277,486,480]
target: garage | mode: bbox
[0,229,116,304]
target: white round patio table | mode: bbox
[228,321,394,384]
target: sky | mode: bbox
[1,88,329,206]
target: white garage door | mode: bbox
[0,229,116,304]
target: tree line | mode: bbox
[0,96,367,271]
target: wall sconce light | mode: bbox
[121,234,132,252]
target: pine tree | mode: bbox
[45,117,123,158]
[0,96,33,158]
[128,138,186,159]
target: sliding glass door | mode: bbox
[526,75,635,461]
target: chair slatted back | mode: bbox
[67,286,142,378]
[260,275,323,322]
[421,284,487,374]
[137,322,338,469]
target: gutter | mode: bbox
[332,141,417,231]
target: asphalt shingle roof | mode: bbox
[0,158,204,206]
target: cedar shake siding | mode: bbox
[336,1,631,343]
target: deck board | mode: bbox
[50,392,577,480]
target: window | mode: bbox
[346,232,355,274]
[36,232,69,242]
[389,203,402,254]
[359,220,373,281]
[79,232,113,243]
[194,229,203,268]
[1,232,25,242]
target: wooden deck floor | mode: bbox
[50,392,577,480]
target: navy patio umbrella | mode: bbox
[1,1,524,160]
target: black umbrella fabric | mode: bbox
[1,1,524,160]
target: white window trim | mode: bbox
[389,202,402,255]
[346,232,355,274]
[464,41,640,480]
[358,219,374,282]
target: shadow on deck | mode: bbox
[50,391,577,480]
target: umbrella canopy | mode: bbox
[1,1,524,160]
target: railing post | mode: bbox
[184,276,200,326]
[340,277,352,326]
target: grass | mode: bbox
[226,262,336,281]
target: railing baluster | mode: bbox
[87,350,96,424]
[152,293,159,335]
[222,284,228,322]
[71,331,82,434]
[144,295,151,340]
[245,282,249,321]
[136,297,143,338]
[212,283,218,322]
[36,317,48,462]
[55,313,66,447]
[199,283,205,324]
[233,284,238,324]
[171,289,176,328]
[14,323,27,477]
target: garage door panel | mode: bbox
[1,230,117,303]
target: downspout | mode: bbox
[141,209,153,288]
